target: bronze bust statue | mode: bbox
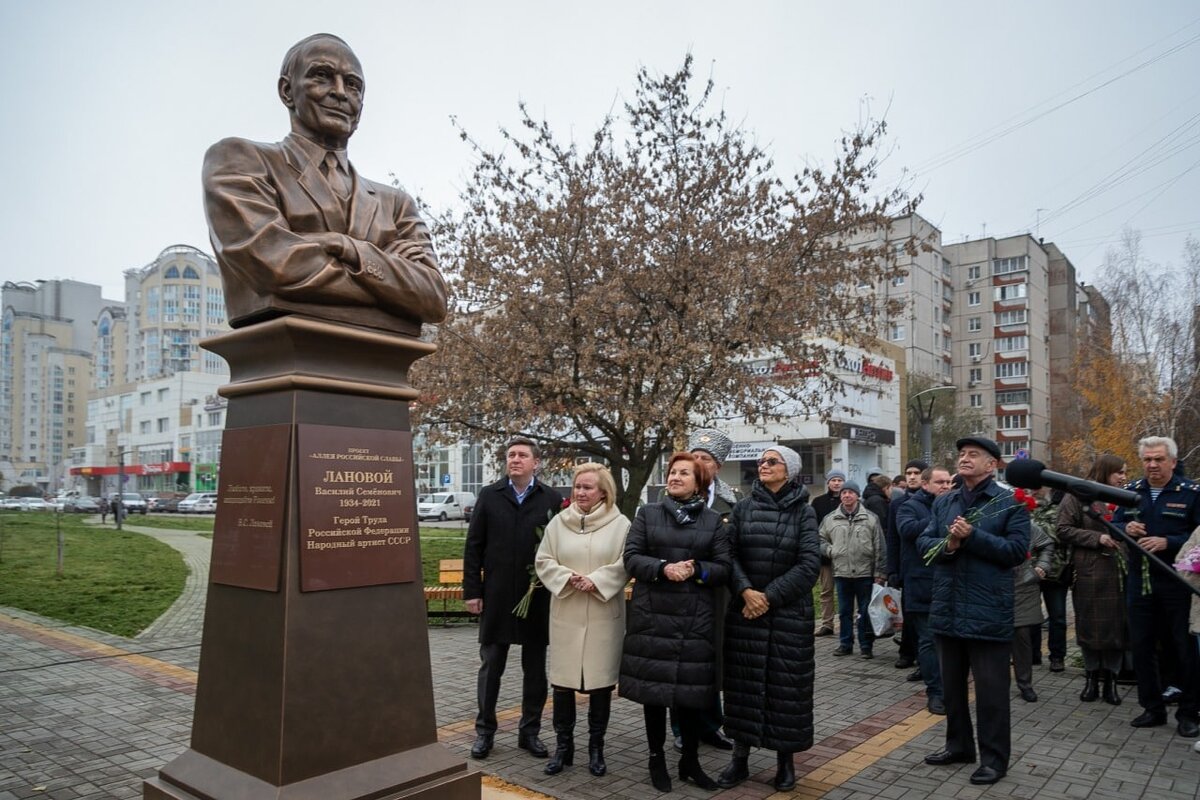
[202,33,447,334]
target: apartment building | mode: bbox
[0,279,118,490]
[882,213,1103,464]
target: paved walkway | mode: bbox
[1,522,1198,800]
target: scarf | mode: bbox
[663,493,707,525]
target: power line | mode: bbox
[912,24,1200,174]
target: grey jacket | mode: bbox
[819,503,886,579]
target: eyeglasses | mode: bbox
[757,458,783,467]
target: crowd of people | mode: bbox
[461,432,1200,791]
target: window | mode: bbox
[998,414,1028,429]
[995,361,1029,378]
[996,389,1030,404]
[164,266,180,279]
[967,264,982,280]
[968,317,981,332]
[158,388,169,401]
[892,274,905,286]
[970,394,982,407]
[157,417,170,433]
[993,256,1029,275]
[997,309,1028,325]
[139,420,151,434]
[968,343,982,358]
[933,307,941,323]
[1000,440,1029,457]
[996,336,1028,352]
[207,411,222,427]
[994,283,1027,301]
[889,323,905,341]
[183,266,199,279]
[968,291,981,306]
[140,391,151,405]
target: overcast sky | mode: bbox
[3,1,1197,301]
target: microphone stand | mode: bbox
[1080,505,1200,599]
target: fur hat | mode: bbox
[688,428,732,464]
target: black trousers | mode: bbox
[645,704,705,756]
[475,642,548,738]
[1128,588,1199,721]
[936,635,1011,772]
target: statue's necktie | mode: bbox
[324,151,351,199]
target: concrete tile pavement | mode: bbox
[1,522,1198,799]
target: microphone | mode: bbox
[1005,459,1140,508]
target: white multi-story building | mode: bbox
[118,244,229,382]
[70,371,230,497]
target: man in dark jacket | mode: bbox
[917,437,1029,786]
[896,466,952,714]
[1114,436,1200,737]
[811,470,845,636]
[886,459,928,670]
[862,470,890,527]
[463,437,563,759]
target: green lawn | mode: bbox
[0,511,188,637]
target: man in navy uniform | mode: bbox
[1115,436,1200,738]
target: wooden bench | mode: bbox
[424,558,467,626]
[422,560,635,625]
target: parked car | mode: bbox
[156,496,182,513]
[178,492,218,513]
[64,496,101,513]
[107,492,148,515]
[462,499,475,522]
[192,495,219,514]
[416,491,476,522]
[18,498,52,511]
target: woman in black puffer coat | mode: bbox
[621,452,732,793]
[716,445,821,792]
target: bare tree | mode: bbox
[1092,229,1200,470]
[414,56,914,515]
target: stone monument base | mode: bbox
[143,317,477,800]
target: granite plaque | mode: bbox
[297,424,417,592]
[210,425,291,591]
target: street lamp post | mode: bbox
[113,448,132,531]
[910,385,956,466]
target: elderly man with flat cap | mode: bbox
[917,436,1029,786]
[203,33,447,333]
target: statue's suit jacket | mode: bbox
[202,133,448,334]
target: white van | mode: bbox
[417,491,476,522]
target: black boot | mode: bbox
[1102,670,1122,705]
[1079,670,1099,702]
[544,688,575,775]
[678,733,719,790]
[587,689,611,776]
[716,742,750,788]
[774,751,796,791]
[648,752,672,792]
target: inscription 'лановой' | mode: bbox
[297,425,418,591]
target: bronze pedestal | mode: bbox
[144,316,477,800]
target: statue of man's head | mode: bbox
[278,33,364,150]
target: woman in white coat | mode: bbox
[535,462,631,777]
